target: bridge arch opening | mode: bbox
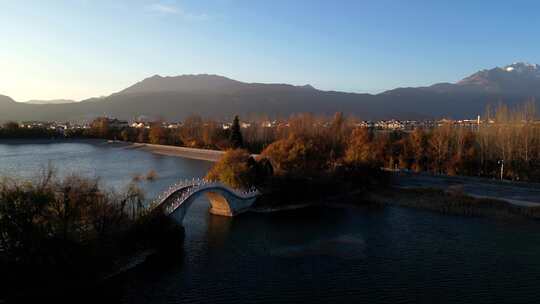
[205,191,234,217]
[156,180,259,226]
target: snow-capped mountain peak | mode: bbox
[434,62,540,95]
[501,62,540,73]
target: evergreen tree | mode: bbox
[229,115,244,148]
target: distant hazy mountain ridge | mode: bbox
[118,74,316,95]
[118,74,245,94]
[0,95,16,104]
[25,99,77,105]
[0,63,538,122]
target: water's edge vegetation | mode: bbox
[0,168,184,300]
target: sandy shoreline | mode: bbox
[123,142,225,162]
[121,142,260,162]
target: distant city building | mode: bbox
[107,118,129,129]
[374,119,404,130]
[166,123,182,129]
[131,122,147,129]
[240,122,251,129]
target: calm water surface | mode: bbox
[2,140,540,303]
[0,140,212,199]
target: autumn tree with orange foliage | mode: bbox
[260,134,332,176]
[89,117,111,138]
[408,128,429,172]
[206,149,272,188]
[148,122,168,145]
[344,127,373,165]
[206,149,254,188]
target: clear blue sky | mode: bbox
[1,0,539,101]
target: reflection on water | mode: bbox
[271,234,366,260]
[206,209,233,249]
[115,205,540,304]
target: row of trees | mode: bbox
[0,122,57,138]
[86,113,348,153]
[85,115,244,150]
[385,104,540,181]
[235,103,540,182]
[3,102,539,181]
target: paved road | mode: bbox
[394,172,540,207]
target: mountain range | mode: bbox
[24,99,77,105]
[1,62,538,122]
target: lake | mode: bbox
[2,140,540,303]
[0,139,213,200]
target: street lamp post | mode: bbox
[498,160,504,181]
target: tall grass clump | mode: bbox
[0,168,181,298]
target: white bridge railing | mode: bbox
[153,178,259,215]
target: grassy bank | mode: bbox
[368,187,540,220]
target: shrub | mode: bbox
[146,169,158,181]
[0,169,149,284]
[206,149,253,188]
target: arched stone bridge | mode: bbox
[153,178,260,225]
